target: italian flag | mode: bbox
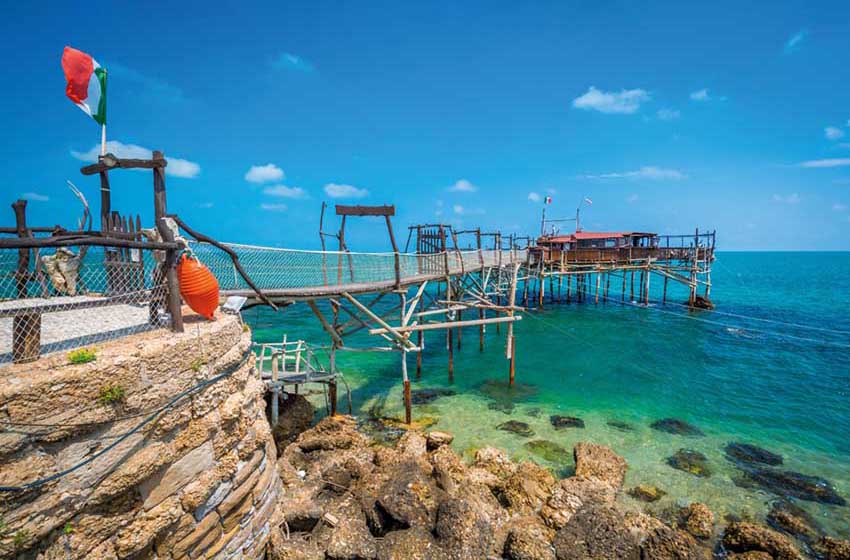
[61,47,107,125]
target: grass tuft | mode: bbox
[98,384,126,406]
[68,348,96,364]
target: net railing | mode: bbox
[0,244,169,365]
[190,241,527,292]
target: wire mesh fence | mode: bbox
[0,242,169,365]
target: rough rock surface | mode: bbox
[722,521,803,560]
[680,502,714,539]
[503,516,556,560]
[812,536,850,560]
[552,504,639,560]
[640,525,711,560]
[573,441,628,489]
[627,483,665,502]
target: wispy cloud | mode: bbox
[448,179,478,192]
[772,193,800,204]
[527,192,541,202]
[452,204,485,216]
[245,164,284,183]
[263,185,307,199]
[832,203,847,211]
[690,89,710,102]
[572,86,650,114]
[22,191,49,202]
[271,52,315,73]
[656,108,681,121]
[71,141,200,178]
[324,183,369,199]
[198,202,214,209]
[799,158,850,168]
[825,126,845,140]
[784,30,807,55]
[108,62,186,104]
[582,166,687,180]
[260,203,288,212]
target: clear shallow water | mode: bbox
[247,252,850,538]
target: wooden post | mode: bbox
[12,200,30,298]
[153,151,183,332]
[457,309,462,349]
[604,272,610,302]
[385,215,401,288]
[447,326,454,382]
[506,263,519,386]
[567,274,572,303]
[330,302,339,416]
[416,329,423,378]
[621,271,626,301]
[643,262,651,305]
[630,270,635,302]
[99,168,111,230]
[689,228,699,306]
[479,307,485,351]
[12,200,42,363]
[508,334,516,386]
[400,292,411,424]
[595,272,600,304]
[663,275,669,304]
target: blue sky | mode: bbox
[2,1,849,250]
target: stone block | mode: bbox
[139,440,215,510]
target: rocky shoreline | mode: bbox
[266,397,850,560]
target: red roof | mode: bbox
[538,231,658,244]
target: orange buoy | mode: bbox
[176,253,220,319]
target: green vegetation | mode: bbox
[13,529,29,550]
[63,523,74,536]
[242,323,250,333]
[190,358,204,372]
[98,384,127,406]
[68,347,97,364]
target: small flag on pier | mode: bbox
[544,196,553,204]
[61,47,107,126]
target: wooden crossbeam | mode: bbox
[307,300,344,347]
[368,314,521,335]
[342,291,416,349]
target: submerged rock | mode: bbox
[679,502,714,539]
[691,296,715,310]
[722,521,802,560]
[524,440,571,464]
[627,484,665,502]
[766,500,821,542]
[497,420,535,437]
[666,449,712,478]
[725,442,783,466]
[734,467,846,506]
[526,407,542,418]
[552,504,639,560]
[650,418,705,437]
[478,379,539,401]
[550,415,585,429]
[606,419,634,432]
[411,388,456,405]
[812,536,850,560]
[489,401,515,414]
[574,442,628,489]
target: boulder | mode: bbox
[766,500,821,542]
[272,392,315,449]
[434,498,494,560]
[640,525,710,560]
[489,401,515,414]
[722,521,802,560]
[411,388,456,405]
[724,442,783,467]
[501,461,556,514]
[297,416,367,453]
[812,536,850,560]
[311,495,378,560]
[503,516,556,560]
[679,502,714,539]
[550,415,585,429]
[727,553,773,560]
[552,504,639,560]
[574,442,627,489]
[376,461,442,529]
[429,445,467,494]
[650,418,705,437]
[627,484,665,502]
[395,431,428,460]
[376,528,447,560]
[425,431,454,450]
[666,449,711,477]
[474,447,518,481]
[734,467,846,506]
[497,420,535,437]
[524,440,571,464]
[267,530,324,560]
[541,476,616,530]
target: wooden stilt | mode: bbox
[329,381,338,417]
[447,327,454,382]
[621,272,626,302]
[663,275,669,304]
[416,330,423,378]
[508,334,516,386]
[604,272,610,302]
[456,310,462,349]
[643,264,651,305]
[479,307,485,351]
[567,274,572,303]
[595,272,600,304]
[403,378,411,424]
[630,271,635,301]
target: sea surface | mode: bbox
[247,251,850,538]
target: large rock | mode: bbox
[573,442,627,489]
[411,388,456,405]
[812,536,850,560]
[550,415,585,429]
[501,461,556,514]
[724,442,783,466]
[376,528,447,560]
[297,416,367,453]
[272,392,315,449]
[650,418,705,437]
[426,431,454,451]
[627,484,665,502]
[541,477,616,530]
[503,516,556,560]
[679,502,714,539]
[311,495,377,560]
[267,530,325,560]
[497,420,535,437]
[766,500,821,542]
[376,461,442,529]
[734,467,846,506]
[552,504,639,560]
[640,525,710,560]
[666,449,712,477]
[722,521,802,560]
[434,498,494,560]
[474,447,518,481]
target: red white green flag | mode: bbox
[61,46,107,126]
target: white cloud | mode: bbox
[656,108,681,121]
[799,158,850,168]
[583,166,687,180]
[22,191,49,201]
[546,187,557,195]
[260,203,288,212]
[452,204,484,216]
[245,164,284,183]
[690,89,710,102]
[772,193,800,204]
[198,202,214,209]
[272,52,315,73]
[626,193,639,203]
[527,192,541,202]
[572,86,650,114]
[448,179,478,192]
[324,183,369,198]
[263,185,307,199]
[825,126,845,140]
[784,30,807,54]
[71,141,200,178]
[832,203,847,211]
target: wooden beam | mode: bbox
[341,291,415,349]
[80,155,167,175]
[369,314,521,335]
[307,300,344,347]
[335,204,395,217]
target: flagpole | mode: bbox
[100,124,106,156]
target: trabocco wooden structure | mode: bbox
[0,152,714,424]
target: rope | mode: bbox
[0,352,250,493]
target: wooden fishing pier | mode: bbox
[0,151,715,424]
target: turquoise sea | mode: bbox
[247,252,850,538]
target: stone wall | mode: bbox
[0,313,280,559]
